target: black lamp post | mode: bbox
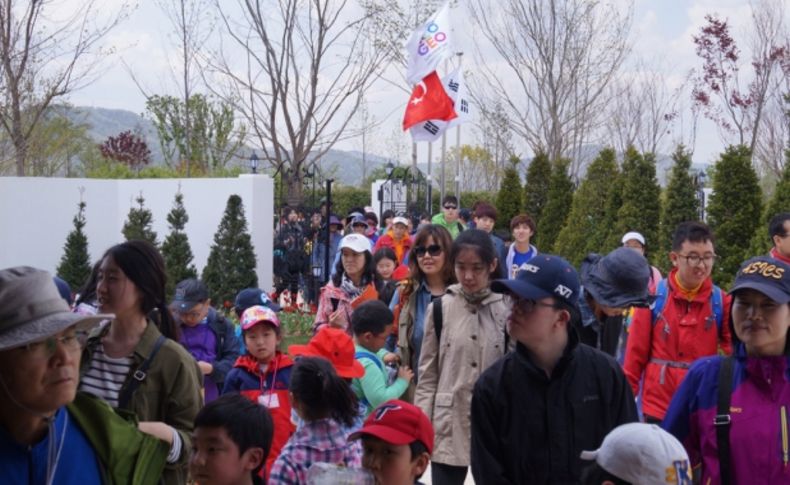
[249,151,259,174]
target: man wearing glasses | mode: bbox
[470,255,636,484]
[0,266,168,483]
[431,195,465,239]
[624,221,733,424]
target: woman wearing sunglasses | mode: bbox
[663,256,790,485]
[415,229,512,484]
[387,225,455,399]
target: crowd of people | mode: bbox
[2,202,790,485]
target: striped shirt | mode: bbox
[79,344,132,408]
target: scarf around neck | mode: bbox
[340,273,365,300]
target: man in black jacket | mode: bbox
[470,254,637,484]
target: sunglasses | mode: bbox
[443,204,457,210]
[414,244,443,258]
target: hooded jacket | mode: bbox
[373,230,413,264]
[431,213,465,239]
[414,284,511,467]
[470,330,637,484]
[222,352,295,476]
[623,268,733,420]
[663,344,790,485]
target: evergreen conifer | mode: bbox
[707,145,762,288]
[161,192,198,298]
[554,148,619,266]
[613,147,662,264]
[597,172,625,252]
[537,159,574,251]
[660,146,700,265]
[202,194,258,307]
[523,151,551,233]
[495,156,523,231]
[122,194,158,246]
[749,149,790,255]
[56,201,92,291]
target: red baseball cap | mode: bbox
[348,400,434,454]
[288,327,364,379]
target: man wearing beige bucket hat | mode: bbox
[0,266,169,484]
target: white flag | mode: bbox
[404,1,454,86]
[410,67,473,142]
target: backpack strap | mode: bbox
[433,295,444,342]
[118,335,167,410]
[354,350,384,371]
[711,285,724,334]
[716,356,735,485]
[650,279,669,326]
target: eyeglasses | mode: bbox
[415,244,443,258]
[512,298,563,314]
[443,205,457,210]
[18,330,87,359]
[677,253,718,267]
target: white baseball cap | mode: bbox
[621,231,646,246]
[580,423,691,485]
[392,216,409,226]
[340,234,372,254]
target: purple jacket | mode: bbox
[663,344,790,484]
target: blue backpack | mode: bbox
[650,279,724,335]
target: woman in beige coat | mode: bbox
[415,229,512,484]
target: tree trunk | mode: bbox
[286,171,305,207]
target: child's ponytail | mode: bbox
[290,357,359,427]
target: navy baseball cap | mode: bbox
[491,254,580,306]
[730,256,790,304]
[234,288,282,313]
[171,279,209,311]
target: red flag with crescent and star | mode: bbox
[402,71,457,131]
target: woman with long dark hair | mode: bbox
[79,240,202,485]
[312,234,380,334]
[387,224,455,397]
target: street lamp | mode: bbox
[249,151,259,174]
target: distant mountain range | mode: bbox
[66,106,707,187]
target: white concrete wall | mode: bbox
[0,175,274,290]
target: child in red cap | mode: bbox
[222,306,295,479]
[349,400,434,485]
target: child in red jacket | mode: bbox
[223,306,295,479]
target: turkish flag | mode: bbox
[402,71,457,131]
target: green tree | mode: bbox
[161,192,198,298]
[707,145,763,288]
[122,194,158,246]
[613,147,662,264]
[750,149,790,254]
[660,146,700,264]
[537,159,574,251]
[597,173,625,252]
[146,94,246,174]
[495,156,523,231]
[202,195,258,306]
[555,148,619,266]
[523,151,551,226]
[56,200,92,290]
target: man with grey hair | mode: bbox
[0,266,168,484]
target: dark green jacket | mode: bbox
[68,392,169,485]
[82,321,203,485]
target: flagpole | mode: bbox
[440,130,447,202]
[411,141,417,213]
[455,125,461,196]
[427,142,433,214]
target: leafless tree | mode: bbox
[152,0,215,175]
[754,91,789,176]
[475,99,514,187]
[0,0,128,176]
[605,58,683,157]
[469,0,633,176]
[207,0,391,205]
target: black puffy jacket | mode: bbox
[470,329,637,484]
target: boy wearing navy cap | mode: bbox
[470,254,637,484]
